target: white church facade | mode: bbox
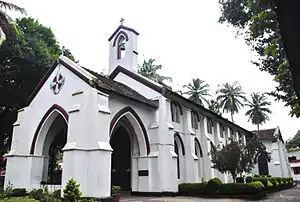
[4,24,290,198]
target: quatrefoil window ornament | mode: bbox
[50,70,65,95]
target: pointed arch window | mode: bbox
[206,117,214,134]
[117,35,126,59]
[219,124,225,138]
[191,111,200,129]
[171,101,182,123]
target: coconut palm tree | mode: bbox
[183,78,211,105]
[245,93,272,131]
[208,99,222,116]
[216,81,246,122]
[0,1,26,37]
[138,58,172,84]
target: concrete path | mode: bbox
[120,187,300,202]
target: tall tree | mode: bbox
[245,93,272,131]
[211,135,268,182]
[208,99,222,116]
[0,17,74,156]
[138,58,172,84]
[216,81,246,122]
[0,1,26,37]
[286,130,300,151]
[218,0,300,117]
[183,78,211,105]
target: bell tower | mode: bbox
[108,19,139,74]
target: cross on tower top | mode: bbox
[120,17,125,25]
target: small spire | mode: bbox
[61,46,65,56]
[120,17,125,25]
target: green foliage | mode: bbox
[218,181,264,195]
[138,58,172,86]
[0,194,5,200]
[52,190,61,199]
[236,176,244,183]
[111,186,121,196]
[286,130,300,151]
[211,136,267,182]
[218,0,300,117]
[183,78,211,105]
[204,178,222,195]
[245,176,253,183]
[207,99,222,115]
[63,178,82,202]
[0,17,75,156]
[10,188,27,197]
[245,93,272,130]
[178,182,207,196]
[0,1,26,38]
[78,199,95,202]
[0,197,39,202]
[216,81,246,122]
[28,189,43,200]
[267,177,279,188]
[253,177,268,188]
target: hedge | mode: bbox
[245,176,253,183]
[0,198,38,202]
[178,182,207,196]
[218,181,264,195]
[204,178,222,195]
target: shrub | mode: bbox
[63,178,82,202]
[111,185,121,196]
[245,176,253,183]
[11,188,27,197]
[29,189,43,200]
[236,176,244,183]
[178,182,207,196]
[267,177,279,189]
[266,180,273,190]
[0,194,5,200]
[52,189,61,199]
[253,177,268,188]
[288,177,294,185]
[218,181,264,195]
[0,197,39,202]
[204,178,222,195]
[79,199,95,202]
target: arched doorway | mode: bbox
[258,153,269,176]
[110,124,131,190]
[110,107,150,192]
[31,105,68,185]
[195,138,203,181]
[174,133,185,180]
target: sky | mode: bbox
[7,0,300,141]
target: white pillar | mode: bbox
[62,89,112,198]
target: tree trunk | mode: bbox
[231,112,234,122]
[257,124,259,131]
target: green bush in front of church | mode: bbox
[63,178,82,202]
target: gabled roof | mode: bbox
[110,65,254,136]
[253,127,284,143]
[108,25,139,41]
[27,56,158,108]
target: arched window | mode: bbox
[191,111,200,129]
[174,133,185,179]
[117,35,126,59]
[174,141,180,179]
[194,138,203,181]
[206,117,214,134]
[171,101,182,123]
[219,124,225,138]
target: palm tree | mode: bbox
[183,78,211,105]
[208,99,222,116]
[0,1,26,37]
[245,93,272,131]
[138,58,172,84]
[216,81,246,122]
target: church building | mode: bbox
[5,23,265,198]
